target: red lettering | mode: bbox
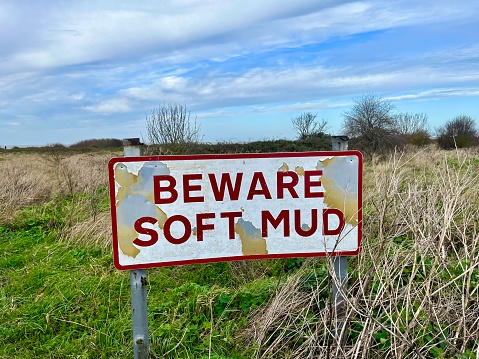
[322,208,345,235]
[261,210,290,237]
[294,209,318,237]
[153,175,178,204]
[133,216,159,247]
[220,211,243,239]
[208,173,243,201]
[163,215,191,244]
[305,170,324,198]
[183,173,204,203]
[247,172,272,200]
[277,171,299,199]
[196,213,215,241]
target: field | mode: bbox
[0,144,478,358]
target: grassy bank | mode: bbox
[1,145,478,358]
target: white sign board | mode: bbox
[109,151,362,270]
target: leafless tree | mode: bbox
[395,112,428,135]
[342,93,402,152]
[145,103,201,146]
[395,112,430,146]
[291,112,328,139]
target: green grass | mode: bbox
[0,200,289,358]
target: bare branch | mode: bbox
[145,103,202,146]
[291,112,328,139]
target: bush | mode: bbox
[69,138,123,148]
[395,112,431,146]
[436,115,478,149]
[405,129,431,147]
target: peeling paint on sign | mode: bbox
[317,157,359,226]
[114,162,168,257]
[295,166,305,176]
[235,218,268,255]
[278,162,289,172]
[108,151,362,270]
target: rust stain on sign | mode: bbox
[295,166,305,176]
[318,157,358,226]
[234,218,268,255]
[114,162,168,258]
[278,162,289,172]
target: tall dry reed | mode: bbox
[245,146,479,358]
[0,151,113,248]
[0,154,53,223]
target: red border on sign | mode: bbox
[108,151,363,270]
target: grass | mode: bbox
[1,144,479,358]
[244,146,479,358]
[0,208,279,358]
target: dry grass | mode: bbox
[244,146,479,358]
[1,146,478,357]
[0,151,113,248]
[0,153,53,223]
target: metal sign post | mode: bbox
[123,138,149,359]
[331,136,349,344]
[109,139,362,356]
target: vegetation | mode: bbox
[395,112,431,147]
[143,137,333,156]
[342,93,402,153]
[341,94,438,153]
[436,115,479,150]
[70,138,124,148]
[291,112,328,140]
[145,103,202,154]
[1,140,478,358]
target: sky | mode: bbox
[1,0,478,147]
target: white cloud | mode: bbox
[84,99,132,114]
[386,88,479,102]
[1,0,478,145]
[3,0,477,73]
[114,57,479,114]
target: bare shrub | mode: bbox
[291,112,328,140]
[395,112,431,146]
[145,103,202,154]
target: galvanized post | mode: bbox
[123,138,150,359]
[331,135,349,344]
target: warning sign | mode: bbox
[108,151,362,270]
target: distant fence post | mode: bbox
[123,138,150,359]
[331,135,349,345]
